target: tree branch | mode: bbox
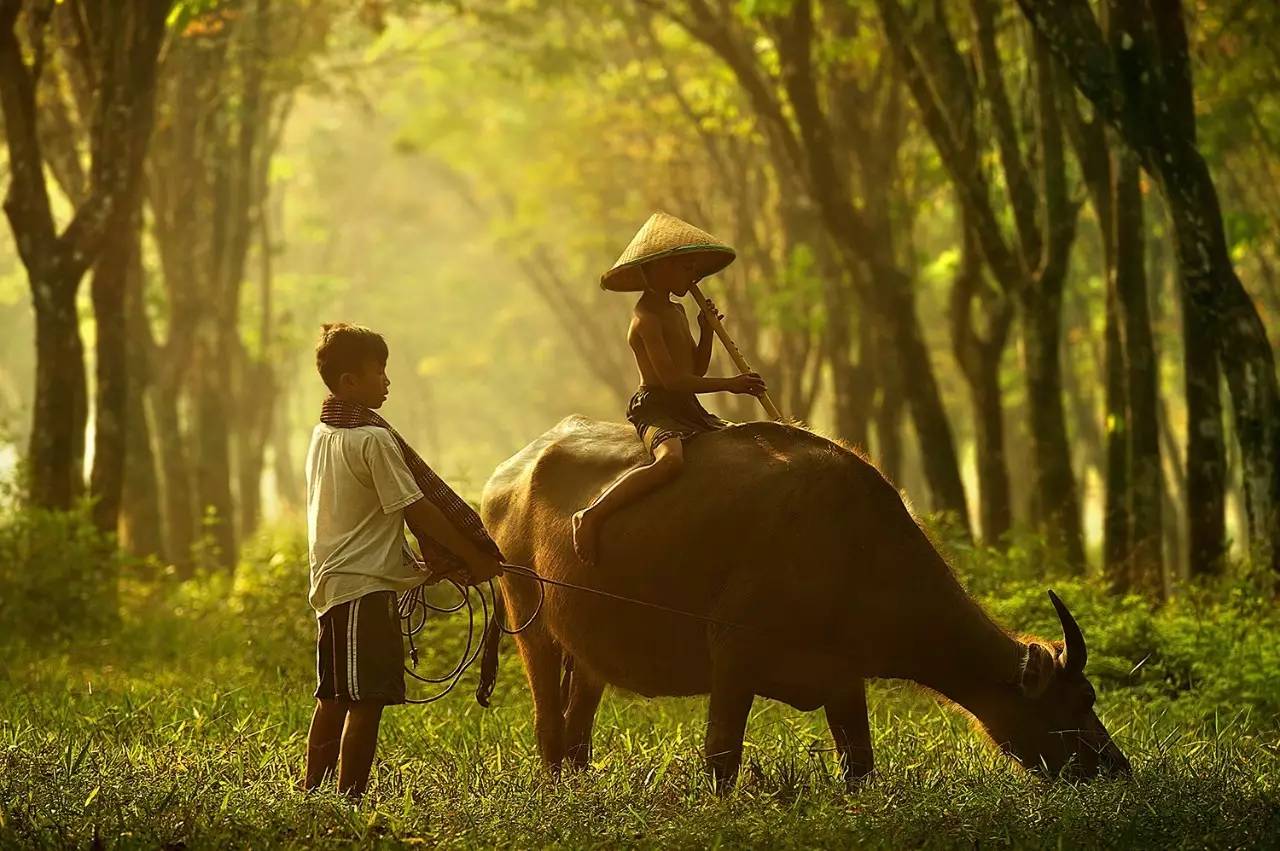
[0,1,59,273]
[971,0,1039,259]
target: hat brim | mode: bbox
[599,244,736,292]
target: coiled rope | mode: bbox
[397,568,542,705]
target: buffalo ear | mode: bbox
[1019,642,1056,698]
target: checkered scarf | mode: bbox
[320,396,503,574]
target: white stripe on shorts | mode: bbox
[350,597,361,701]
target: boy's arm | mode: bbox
[636,314,763,396]
[693,304,717,377]
[403,495,502,583]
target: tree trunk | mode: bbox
[1183,273,1227,577]
[1114,150,1164,595]
[29,279,88,509]
[950,221,1013,543]
[826,309,866,449]
[193,325,238,569]
[1164,166,1276,570]
[1015,0,1280,575]
[118,209,163,557]
[236,359,276,539]
[1159,396,1188,580]
[120,310,163,560]
[1,1,170,512]
[271,389,301,510]
[971,347,1012,543]
[1020,281,1087,569]
[88,209,140,534]
[151,378,196,571]
[755,0,972,534]
[1103,273,1131,589]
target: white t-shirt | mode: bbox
[305,423,426,615]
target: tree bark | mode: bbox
[1018,37,1087,570]
[1015,0,1279,574]
[1064,78,1132,588]
[88,209,138,533]
[1103,268,1131,588]
[193,323,238,569]
[870,319,905,487]
[823,268,869,449]
[951,222,1013,543]
[271,389,301,510]
[0,0,171,511]
[28,278,89,508]
[876,0,1077,554]
[119,248,163,558]
[1020,281,1085,567]
[235,357,276,538]
[1183,278,1227,576]
[1114,150,1164,594]
[151,378,196,571]
[661,0,970,534]
[768,0,971,532]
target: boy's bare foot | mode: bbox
[572,509,598,565]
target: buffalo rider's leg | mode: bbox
[705,653,754,793]
[825,680,874,789]
[563,666,606,771]
[515,624,567,776]
[572,436,684,565]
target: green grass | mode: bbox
[2,526,1279,848]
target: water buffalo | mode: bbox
[480,416,1131,788]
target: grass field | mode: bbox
[3,523,1279,849]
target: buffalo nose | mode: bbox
[1099,744,1132,778]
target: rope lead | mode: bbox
[397,562,748,705]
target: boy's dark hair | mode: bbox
[315,323,388,391]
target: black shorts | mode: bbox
[315,590,406,705]
[626,386,729,455]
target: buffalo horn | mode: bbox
[1047,589,1087,675]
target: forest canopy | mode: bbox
[0,0,1278,595]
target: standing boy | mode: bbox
[571,213,766,565]
[303,323,503,799]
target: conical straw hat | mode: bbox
[600,212,736,292]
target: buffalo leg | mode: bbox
[563,666,605,771]
[705,668,754,793]
[514,626,565,775]
[825,680,874,789]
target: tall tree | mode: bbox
[950,216,1013,542]
[143,0,321,567]
[0,0,171,510]
[653,0,972,534]
[1063,40,1164,593]
[1015,0,1279,576]
[1113,148,1164,594]
[876,0,1085,565]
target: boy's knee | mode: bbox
[653,447,683,476]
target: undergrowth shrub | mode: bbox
[0,503,120,641]
[217,525,315,672]
[934,519,1280,725]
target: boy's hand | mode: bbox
[459,554,503,586]
[728,372,767,396]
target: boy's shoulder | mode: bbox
[312,423,396,450]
